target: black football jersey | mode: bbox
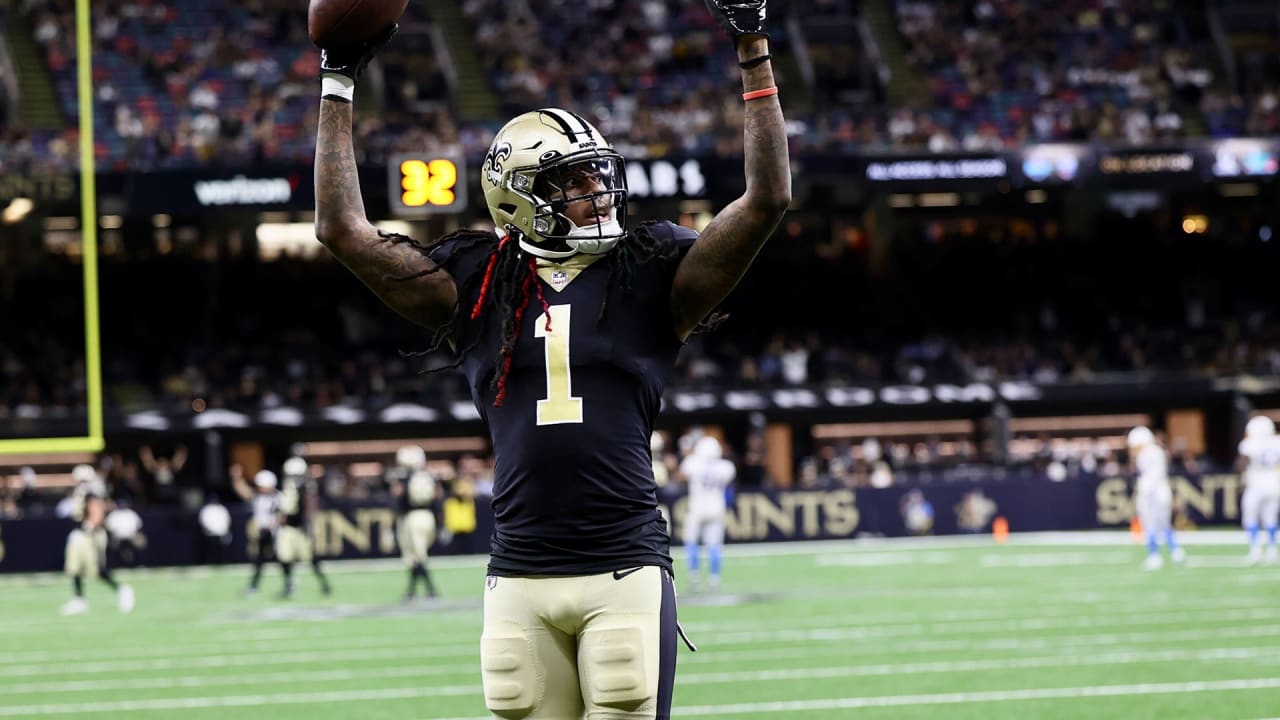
[280,478,308,528]
[433,222,696,576]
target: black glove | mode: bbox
[704,0,768,41]
[319,23,398,83]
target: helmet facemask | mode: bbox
[513,152,629,258]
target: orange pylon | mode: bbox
[993,516,1009,543]
[1130,516,1144,543]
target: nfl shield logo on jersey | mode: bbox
[550,270,569,291]
[485,575,498,591]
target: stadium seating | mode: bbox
[891,0,1216,147]
[4,222,1278,425]
[6,0,1276,166]
[17,0,440,170]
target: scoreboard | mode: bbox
[389,153,467,216]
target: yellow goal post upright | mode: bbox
[0,0,103,455]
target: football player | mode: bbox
[680,436,736,592]
[389,445,439,600]
[1129,426,1186,570]
[276,457,333,597]
[104,501,144,567]
[651,432,670,489]
[234,468,282,596]
[313,0,786,715]
[1238,415,1280,564]
[198,492,232,566]
[61,464,134,615]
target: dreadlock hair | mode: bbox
[383,221,724,407]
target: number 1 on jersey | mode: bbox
[535,304,583,425]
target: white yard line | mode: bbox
[5,646,1280,698]
[697,606,1280,647]
[6,672,1280,716]
[977,551,1134,567]
[5,594,1271,667]
[665,678,1280,716]
[814,551,957,566]
[10,613,1280,680]
[3,603,1276,676]
[422,677,1280,720]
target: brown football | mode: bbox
[308,0,408,49]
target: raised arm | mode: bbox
[314,30,457,330]
[138,445,157,473]
[171,444,188,472]
[229,464,253,502]
[670,1,792,341]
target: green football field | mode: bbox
[3,533,1280,720]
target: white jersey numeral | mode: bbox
[534,304,584,425]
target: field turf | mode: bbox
[2,532,1279,719]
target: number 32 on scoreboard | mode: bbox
[388,154,467,216]
[402,159,455,206]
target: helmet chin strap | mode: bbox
[565,219,623,254]
[513,218,624,259]
[517,236,579,259]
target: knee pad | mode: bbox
[480,630,539,719]
[581,626,651,712]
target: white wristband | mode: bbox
[320,74,355,103]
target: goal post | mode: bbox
[0,0,103,455]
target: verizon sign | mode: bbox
[193,175,294,206]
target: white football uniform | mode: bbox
[399,470,438,566]
[680,454,735,548]
[407,470,436,507]
[1240,435,1280,529]
[252,492,281,533]
[1134,444,1172,533]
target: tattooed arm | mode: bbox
[314,98,457,329]
[669,35,792,341]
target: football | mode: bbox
[308,0,408,49]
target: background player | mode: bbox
[312,0,787,714]
[233,467,282,596]
[389,445,439,600]
[197,492,233,566]
[61,464,134,615]
[104,501,144,568]
[1129,426,1185,570]
[651,432,670,490]
[680,435,736,591]
[1238,415,1280,564]
[276,456,333,597]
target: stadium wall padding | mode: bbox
[0,474,1246,573]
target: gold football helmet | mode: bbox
[481,108,628,258]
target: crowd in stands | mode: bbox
[5,0,454,173]
[4,0,1277,173]
[794,424,1213,492]
[0,424,729,519]
[461,0,774,159]
[3,217,1279,424]
[891,0,1216,149]
[0,400,1217,529]
[8,306,1276,427]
